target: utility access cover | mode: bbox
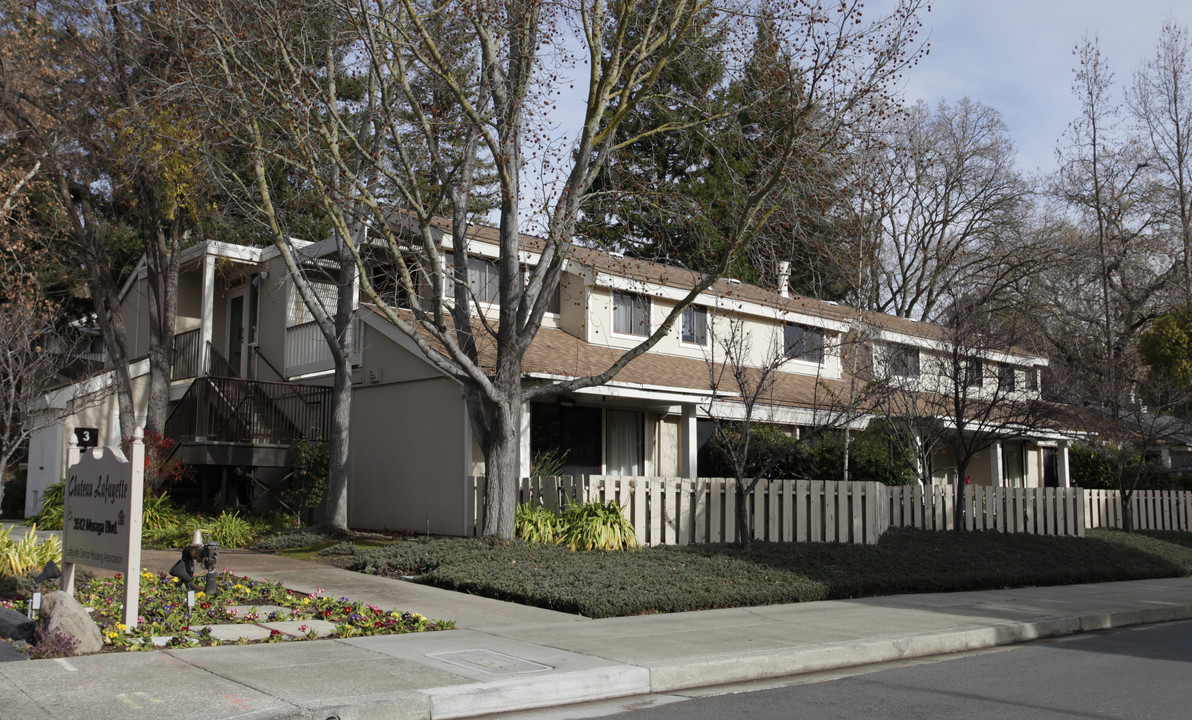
[426,649,552,675]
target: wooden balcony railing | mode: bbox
[171,329,203,380]
[164,376,331,445]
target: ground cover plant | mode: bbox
[340,528,1192,618]
[0,569,453,654]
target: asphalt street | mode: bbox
[574,620,1192,720]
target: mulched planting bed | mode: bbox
[1,569,453,655]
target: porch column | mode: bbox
[518,401,532,478]
[681,404,698,479]
[990,442,1004,487]
[199,253,215,376]
[1058,441,1071,488]
[643,413,655,478]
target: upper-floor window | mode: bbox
[1024,366,1038,391]
[888,343,920,378]
[681,306,708,345]
[613,291,650,336]
[468,257,500,304]
[288,279,339,327]
[369,263,411,308]
[997,363,1016,392]
[784,323,824,363]
[965,358,983,388]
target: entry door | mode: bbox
[227,289,248,377]
[1043,447,1059,487]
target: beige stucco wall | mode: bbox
[253,257,291,381]
[177,271,203,333]
[348,324,469,534]
[120,276,153,360]
[348,374,467,534]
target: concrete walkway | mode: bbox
[1,542,1191,720]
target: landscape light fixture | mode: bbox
[33,560,61,585]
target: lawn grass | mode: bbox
[339,528,1192,618]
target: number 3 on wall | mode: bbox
[74,427,99,448]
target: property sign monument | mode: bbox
[61,428,145,628]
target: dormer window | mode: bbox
[1025,366,1038,391]
[888,344,920,378]
[784,323,824,363]
[681,306,708,345]
[613,291,650,336]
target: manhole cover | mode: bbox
[426,649,552,674]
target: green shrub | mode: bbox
[255,530,334,551]
[317,541,359,556]
[25,482,64,531]
[0,525,61,577]
[1,468,27,519]
[142,492,185,536]
[515,503,561,545]
[559,501,638,551]
[706,426,916,485]
[284,439,329,512]
[201,511,255,548]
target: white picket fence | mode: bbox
[1084,488,1192,531]
[463,476,1160,546]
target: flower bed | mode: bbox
[2,569,453,653]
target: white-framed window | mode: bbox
[783,323,824,363]
[888,343,920,378]
[467,256,500,304]
[681,305,708,345]
[613,291,650,336]
[288,280,338,327]
[965,358,983,388]
[997,363,1016,392]
[1024,366,1039,391]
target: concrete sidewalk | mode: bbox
[1,547,1190,720]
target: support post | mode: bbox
[681,404,698,480]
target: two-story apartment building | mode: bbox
[25,218,1074,533]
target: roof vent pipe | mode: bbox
[777,261,792,298]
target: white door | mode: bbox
[24,421,63,518]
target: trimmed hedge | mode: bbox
[345,529,1192,618]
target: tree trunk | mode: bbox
[1121,490,1135,532]
[481,397,520,538]
[322,356,352,532]
[953,456,971,532]
[143,226,180,436]
[736,483,753,551]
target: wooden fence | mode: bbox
[1084,489,1192,531]
[465,476,1144,546]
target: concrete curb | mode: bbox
[300,602,1192,720]
[647,604,1192,694]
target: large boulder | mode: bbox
[37,591,102,656]
[0,606,34,644]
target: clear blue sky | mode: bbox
[901,0,1192,175]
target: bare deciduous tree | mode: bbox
[858,98,1031,322]
[1130,20,1192,303]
